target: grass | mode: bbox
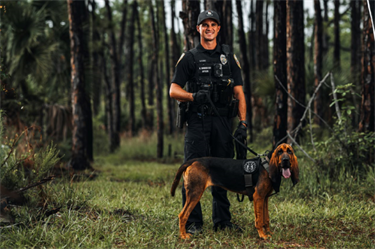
[1,136,375,248]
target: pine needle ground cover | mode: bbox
[1,153,374,248]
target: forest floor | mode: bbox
[1,152,374,248]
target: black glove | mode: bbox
[234,121,248,159]
[192,90,210,104]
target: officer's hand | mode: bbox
[234,121,247,141]
[192,90,210,104]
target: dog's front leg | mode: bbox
[263,197,272,235]
[253,191,269,239]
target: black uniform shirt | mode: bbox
[171,44,243,89]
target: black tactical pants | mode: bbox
[182,112,234,228]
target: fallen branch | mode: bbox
[1,176,55,202]
[17,176,55,193]
[287,132,316,163]
[293,72,331,141]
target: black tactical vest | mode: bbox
[187,44,233,108]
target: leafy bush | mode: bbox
[310,84,374,180]
[0,130,60,191]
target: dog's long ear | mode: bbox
[290,146,299,186]
[268,149,281,192]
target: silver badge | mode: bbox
[220,54,227,65]
[244,161,256,173]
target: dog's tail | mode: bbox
[170,160,194,197]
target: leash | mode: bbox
[203,94,279,201]
[204,95,259,157]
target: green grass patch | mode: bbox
[1,144,374,248]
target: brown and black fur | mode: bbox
[171,143,299,239]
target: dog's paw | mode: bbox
[180,233,191,240]
[257,231,270,240]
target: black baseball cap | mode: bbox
[197,10,220,25]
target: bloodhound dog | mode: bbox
[170,143,299,239]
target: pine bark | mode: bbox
[314,0,323,126]
[273,0,287,147]
[127,1,136,136]
[104,0,121,150]
[334,0,341,70]
[67,0,92,170]
[180,0,200,51]
[323,0,329,56]
[359,0,375,133]
[248,0,256,73]
[236,0,252,142]
[351,0,361,83]
[255,0,263,71]
[286,0,306,141]
[162,0,174,135]
[90,0,102,117]
[135,1,147,128]
[150,1,164,158]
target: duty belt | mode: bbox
[190,105,229,117]
[190,104,229,117]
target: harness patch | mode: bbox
[175,53,185,67]
[243,160,257,173]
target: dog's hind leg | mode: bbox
[178,189,203,239]
[178,164,210,239]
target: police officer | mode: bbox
[169,10,247,234]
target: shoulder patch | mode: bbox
[175,53,185,67]
[234,54,241,69]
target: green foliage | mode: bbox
[0,112,61,194]
[1,153,373,248]
[307,84,374,184]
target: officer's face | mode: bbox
[197,19,220,42]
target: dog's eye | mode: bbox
[277,150,283,155]
[287,148,292,154]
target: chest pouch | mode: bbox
[243,157,261,201]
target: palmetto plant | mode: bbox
[2,1,70,102]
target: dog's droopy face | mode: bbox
[269,143,299,186]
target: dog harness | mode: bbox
[238,156,271,202]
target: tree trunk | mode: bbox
[255,0,263,71]
[236,0,253,142]
[135,0,147,129]
[272,0,287,148]
[147,57,155,131]
[223,0,233,48]
[101,40,114,152]
[118,0,128,83]
[323,0,329,56]
[90,0,101,117]
[263,0,270,70]
[314,0,324,127]
[334,0,341,70]
[180,0,200,51]
[359,0,375,133]
[248,0,256,75]
[351,0,361,83]
[162,0,174,135]
[286,0,305,142]
[171,0,181,65]
[104,0,121,150]
[67,0,92,170]
[150,1,164,158]
[127,1,136,136]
